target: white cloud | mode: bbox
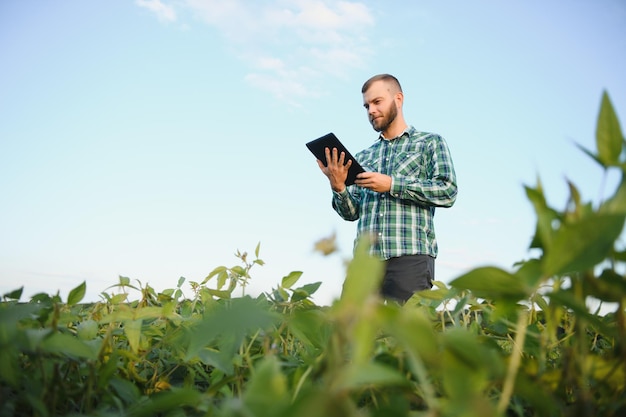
[245,72,315,106]
[287,0,374,33]
[255,56,286,72]
[138,0,376,104]
[136,0,177,22]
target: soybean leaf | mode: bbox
[525,181,559,251]
[127,388,202,417]
[67,281,86,306]
[243,356,288,415]
[450,267,527,301]
[291,282,322,302]
[339,237,384,307]
[2,287,23,301]
[202,266,227,284]
[547,290,612,336]
[41,332,98,360]
[600,175,626,215]
[543,213,624,277]
[186,297,279,361]
[287,309,331,349]
[336,362,408,390]
[574,141,604,168]
[124,319,143,354]
[596,91,623,166]
[109,376,141,404]
[281,271,303,289]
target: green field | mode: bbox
[1,93,625,417]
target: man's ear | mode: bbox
[395,91,404,106]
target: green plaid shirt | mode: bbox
[332,126,458,259]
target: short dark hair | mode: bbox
[361,74,402,94]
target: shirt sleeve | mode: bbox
[389,135,458,207]
[331,187,361,221]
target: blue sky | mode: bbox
[1,0,625,305]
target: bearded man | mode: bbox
[317,74,458,303]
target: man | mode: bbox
[317,74,458,303]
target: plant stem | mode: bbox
[497,311,527,415]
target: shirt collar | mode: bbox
[377,125,413,142]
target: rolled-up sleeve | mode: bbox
[332,187,361,221]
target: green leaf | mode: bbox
[67,281,86,306]
[206,288,232,299]
[290,282,322,302]
[77,319,99,340]
[547,290,612,336]
[41,332,98,360]
[442,328,503,374]
[127,388,202,417]
[0,302,41,326]
[543,213,625,277]
[413,287,452,301]
[185,297,279,361]
[596,91,623,166]
[110,293,128,304]
[386,306,439,363]
[574,141,605,168]
[216,270,228,290]
[614,248,626,262]
[203,266,227,284]
[0,348,18,387]
[287,309,331,349]
[515,258,543,289]
[231,266,247,276]
[336,362,408,390]
[338,236,384,307]
[441,329,501,402]
[255,241,261,258]
[584,268,626,303]
[508,373,560,417]
[531,293,550,312]
[134,306,164,320]
[2,287,23,301]
[124,319,143,354]
[600,173,626,215]
[449,266,528,301]
[281,271,303,289]
[196,348,233,375]
[525,182,559,251]
[243,356,288,414]
[109,376,141,404]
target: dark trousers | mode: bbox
[381,254,435,303]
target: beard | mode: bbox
[370,101,398,133]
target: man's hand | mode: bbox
[317,147,352,192]
[355,172,392,193]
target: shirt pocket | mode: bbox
[394,151,422,177]
[357,152,379,172]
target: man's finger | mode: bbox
[324,147,332,165]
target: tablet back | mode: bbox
[306,133,365,186]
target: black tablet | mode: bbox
[306,133,365,186]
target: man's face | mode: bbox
[363,81,398,133]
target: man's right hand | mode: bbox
[316,147,352,193]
